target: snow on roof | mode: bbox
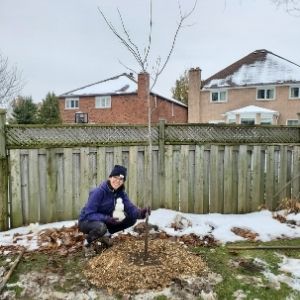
[60,73,137,96]
[203,49,300,89]
[224,105,279,116]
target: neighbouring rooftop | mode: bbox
[203,49,300,89]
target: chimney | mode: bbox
[138,72,150,100]
[188,68,201,123]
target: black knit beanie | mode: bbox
[109,165,127,181]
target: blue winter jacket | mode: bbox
[79,180,140,222]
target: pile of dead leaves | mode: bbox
[231,227,258,241]
[84,238,208,295]
[37,224,84,255]
[277,197,300,214]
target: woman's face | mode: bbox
[109,176,124,190]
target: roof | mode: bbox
[224,105,279,117]
[59,73,187,107]
[203,49,300,89]
[60,73,137,96]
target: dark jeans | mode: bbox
[79,217,137,244]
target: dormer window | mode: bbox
[256,87,275,100]
[289,86,300,99]
[95,96,111,108]
[210,90,227,103]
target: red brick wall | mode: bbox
[59,93,187,124]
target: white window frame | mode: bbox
[289,86,300,99]
[286,119,299,125]
[95,96,111,109]
[210,90,227,103]
[65,98,79,109]
[256,87,275,100]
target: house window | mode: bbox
[287,119,299,125]
[65,98,79,109]
[75,112,88,123]
[95,96,111,108]
[241,118,255,125]
[211,90,227,102]
[256,87,275,100]
[289,86,300,99]
[260,118,272,125]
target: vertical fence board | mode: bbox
[265,146,275,209]
[278,146,288,202]
[179,145,189,212]
[80,148,90,209]
[20,152,29,225]
[114,147,122,166]
[224,146,234,213]
[188,149,195,213]
[63,148,74,220]
[152,150,160,209]
[137,149,145,207]
[55,152,64,221]
[89,149,97,188]
[0,110,8,230]
[10,150,23,227]
[286,148,292,200]
[210,146,224,213]
[251,146,264,211]
[203,148,210,213]
[144,146,152,207]
[97,147,106,183]
[164,145,173,209]
[28,150,40,223]
[38,151,47,223]
[292,146,300,199]
[238,145,248,212]
[172,148,180,211]
[129,146,138,206]
[45,149,56,223]
[194,145,204,213]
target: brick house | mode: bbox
[188,49,300,125]
[58,72,187,124]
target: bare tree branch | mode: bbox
[150,0,197,90]
[143,0,153,66]
[271,0,300,16]
[97,7,145,69]
[0,53,24,109]
[117,8,144,66]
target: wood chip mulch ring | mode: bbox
[84,238,208,295]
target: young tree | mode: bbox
[0,52,23,109]
[171,69,189,104]
[10,96,37,124]
[98,0,197,259]
[38,92,61,124]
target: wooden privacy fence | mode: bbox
[0,110,300,230]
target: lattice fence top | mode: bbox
[165,124,300,144]
[6,125,157,148]
[5,123,300,148]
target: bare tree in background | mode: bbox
[98,0,197,259]
[0,53,23,110]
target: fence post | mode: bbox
[158,120,165,208]
[0,109,8,231]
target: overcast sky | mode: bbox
[1,0,300,102]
